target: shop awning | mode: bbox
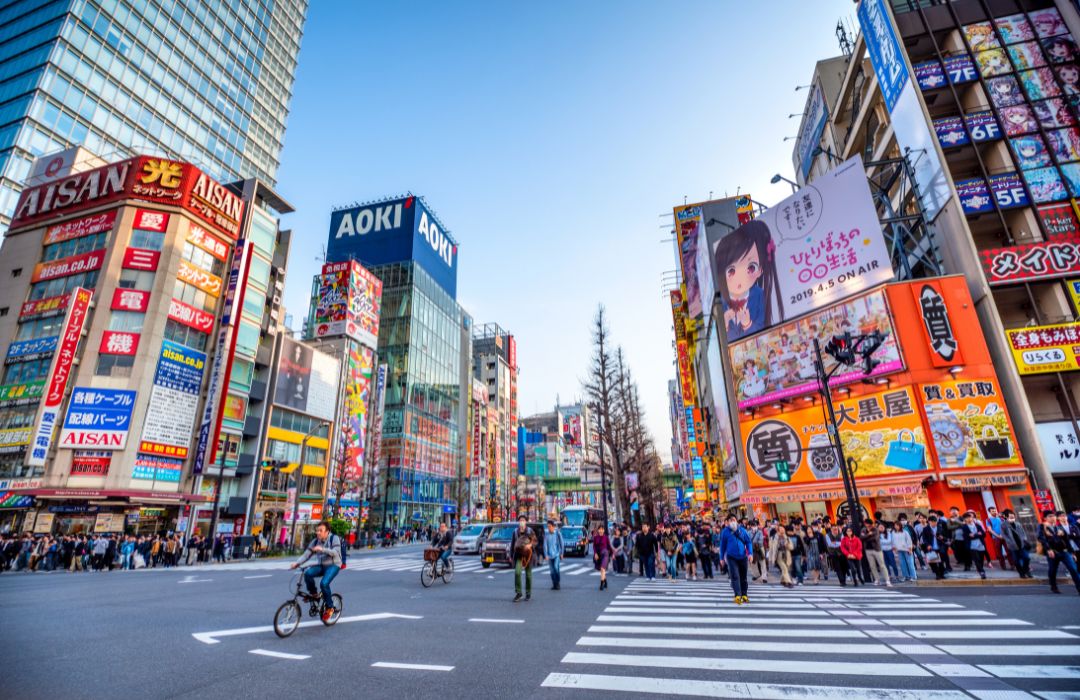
[25,488,211,503]
[944,470,1028,490]
[301,465,326,478]
[742,476,929,505]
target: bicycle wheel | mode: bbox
[274,600,301,638]
[441,559,454,584]
[420,561,436,587]
[322,594,343,626]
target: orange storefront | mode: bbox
[736,276,1036,524]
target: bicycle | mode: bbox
[273,567,343,638]
[420,547,454,587]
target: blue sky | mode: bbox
[275,0,856,464]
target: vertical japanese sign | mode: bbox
[912,280,963,366]
[342,342,374,483]
[192,240,252,474]
[138,340,207,460]
[369,363,388,481]
[26,288,93,466]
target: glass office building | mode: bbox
[0,0,307,231]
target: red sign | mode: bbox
[233,515,245,536]
[99,331,139,356]
[70,452,111,476]
[43,210,117,245]
[167,298,214,333]
[31,249,105,283]
[187,225,229,262]
[980,237,1080,285]
[138,440,188,459]
[20,294,71,319]
[188,171,243,240]
[44,289,92,408]
[1034,489,1056,514]
[122,248,160,271]
[111,288,151,312]
[508,335,517,370]
[1037,203,1080,239]
[133,208,170,232]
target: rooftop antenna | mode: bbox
[837,19,854,57]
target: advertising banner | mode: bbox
[31,249,105,283]
[99,331,139,356]
[342,343,374,483]
[934,113,1002,149]
[729,288,903,410]
[133,455,183,482]
[1068,279,1080,313]
[1035,421,1080,474]
[914,59,945,90]
[740,385,928,488]
[911,280,964,366]
[671,290,695,405]
[1037,203,1080,238]
[0,427,31,450]
[6,336,58,360]
[274,337,339,422]
[132,208,169,232]
[917,378,1020,468]
[313,268,348,337]
[43,210,117,245]
[177,259,221,296]
[966,111,1002,142]
[933,116,968,148]
[710,156,893,342]
[370,363,388,477]
[25,287,93,467]
[943,54,978,84]
[979,237,1080,284]
[111,288,150,313]
[167,298,214,333]
[796,84,828,179]
[59,388,137,450]
[138,340,207,459]
[1006,322,1080,374]
[956,178,993,214]
[349,262,382,349]
[674,205,704,319]
[70,451,111,477]
[187,225,229,261]
[0,380,45,405]
[121,248,160,271]
[20,294,70,319]
[705,326,737,470]
[223,395,246,422]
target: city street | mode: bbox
[3,546,1079,699]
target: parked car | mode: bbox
[480,522,547,568]
[561,526,589,557]
[453,523,494,555]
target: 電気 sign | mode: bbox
[138,340,207,459]
[709,156,893,342]
[59,388,137,450]
[111,288,151,313]
[1006,322,1080,374]
[918,378,1019,468]
[980,237,1080,285]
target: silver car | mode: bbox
[453,523,494,555]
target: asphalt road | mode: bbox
[2,546,1079,699]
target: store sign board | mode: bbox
[6,336,58,360]
[1035,421,1080,474]
[20,294,70,319]
[111,288,151,312]
[1067,279,1080,314]
[1006,322,1080,374]
[1037,203,1080,238]
[911,280,963,366]
[31,249,105,282]
[918,378,1020,468]
[43,210,117,245]
[138,340,207,459]
[980,237,1080,284]
[187,225,230,261]
[132,208,169,232]
[167,298,214,333]
[99,331,139,356]
[133,454,183,482]
[177,259,222,297]
[122,248,160,271]
[59,388,137,450]
[70,451,111,476]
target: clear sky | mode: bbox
[275,0,857,465]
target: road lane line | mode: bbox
[596,615,846,625]
[980,665,1080,679]
[586,625,867,638]
[907,631,1077,640]
[576,636,894,654]
[469,618,525,624]
[249,649,310,660]
[881,619,1032,626]
[191,612,423,644]
[244,575,272,579]
[937,645,1080,656]
[604,606,831,616]
[562,651,925,676]
[371,662,454,672]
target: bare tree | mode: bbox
[583,306,619,523]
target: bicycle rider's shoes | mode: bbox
[322,606,335,622]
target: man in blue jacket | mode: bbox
[543,520,565,590]
[719,514,754,604]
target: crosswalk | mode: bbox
[541,577,1080,698]
[139,554,602,576]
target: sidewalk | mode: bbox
[912,558,1049,587]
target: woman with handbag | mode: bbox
[840,526,863,586]
[592,525,612,590]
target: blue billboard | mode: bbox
[327,194,458,298]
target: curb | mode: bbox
[913,577,1047,587]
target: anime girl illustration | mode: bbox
[1020,67,1062,100]
[1043,36,1079,64]
[1056,63,1080,96]
[987,75,1025,106]
[1032,98,1076,128]
[1007,42,1046,70]
[999,104,1038,135]
[678,217,701,317]
[713,220,779,342]
[1060,163,1080,197]
[1010,134,1051,168]
[994,13,1034,44]
[1030,8,1067,39]
[964,22,1000,50]
[1022,166,1069,203]
[740,359,766,398]
[976,49,1011,77]
[1047,127,1080,163]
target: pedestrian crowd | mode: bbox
[0,532,248,573]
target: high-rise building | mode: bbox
[0,0,308,232]
[325,195,470,528]
[472,323,518,519]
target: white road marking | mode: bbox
[469,618,525,624]
[907,630,1077,640]
[540,673,968,699]
[1033,693,1080,700]
[981,665,1080,679]
[586,625,867,638]
[576,636,893,655]
[191,612,423,644]
[605,606,830,616]
[873,610,994,617]
[178,575,212,583]
[937,645,1080,657]
[567,566,592,576]
[596,614,846,626]
[880,619,1032,626]
[923,664,990,677]
[562,652,926,676]
[371,662,454,672]
[243,575,273,579]
[249,649,310,660]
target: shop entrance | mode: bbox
[1008,493,1039,542]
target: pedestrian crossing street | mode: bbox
[150,554,603,576]
[541,577,1080,699]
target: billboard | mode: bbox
[138,340,207,460]
[342,343,375,483]
[327,195,458,298]
[673,206,704,319]
[795,83,829,180]
[312,261,382,348]
[918,378,1019,469]
[1035,421,1080,474]
[740,385,928,489]
[979,237,1080,284]
[729,288,903,410]
[274,337,339,422]
[704,326,736,470]
[43,210,117,245]
[1006,322,1080,374]
[671,290,695,406]
[709,156,893,342]
[59,388,137,450]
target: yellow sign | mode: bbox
[1005,322,1080,375]
[0,427,31,448]
[1067,279,1080,315]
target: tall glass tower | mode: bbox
[0,0,308,231]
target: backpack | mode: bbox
[681,540,694,556]
[335,534,347,568]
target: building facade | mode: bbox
[0,0,308,232]
[472,322,518,520]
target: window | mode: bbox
[108,310,144,333]
[300,475,324,495]
[95,354,134,377]
[11,268,21,277]
[269,409,329,438]
[0,307,7,317]
[15,316,64,340]
[230,358,254,387]
[163,319,208,351]
[118,269,155,291]
[130,228,165,250]
[28,270,99,299]
[2,359,50,384]
[172,278,216,312]
[42,232,106,261]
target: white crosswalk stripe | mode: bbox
[539,577,1080,698]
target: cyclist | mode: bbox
[290,520,343,621]
[431,522,453,571]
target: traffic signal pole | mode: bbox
[813,337,864,534]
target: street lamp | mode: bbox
[770,173,799,194]
[290,421,330,549]
[811,331,885,534]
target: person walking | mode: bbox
[948,507,969,571]
[840,526,863,586]
[861,521,891,586]
[593,524,612,590]
[825,524,849,586]
[920,514,948,580]
[1038,510,1080,595]
[543,520,564,591]
[636,523,658,580]
[961,511,988,579]
[802,525,822,584]
[611,527,625,575]
[880,523,900,581]
[681,533,699,581]
[661,526,680,580]
[892,520,917,582]
[696,528,714,580]
[789,526,805,586]
[511,516,536,602]
[775,527,794,588]
[985,506,1008,570]
[750,521,769,584]
[720,515,752,604]
[1001,509,1033,579]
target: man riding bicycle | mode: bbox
[290,520,342,621]
[431,522,453,569]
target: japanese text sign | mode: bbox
[918,378,1020,468]
[111,288,150,313]
[43,210,117,245]
[177,259,222,297]
[1006,322,1080,374]
[59,388,137,450]
[99,331,139,356]
[980,237,1080,284]
[1035,421,1080,474]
